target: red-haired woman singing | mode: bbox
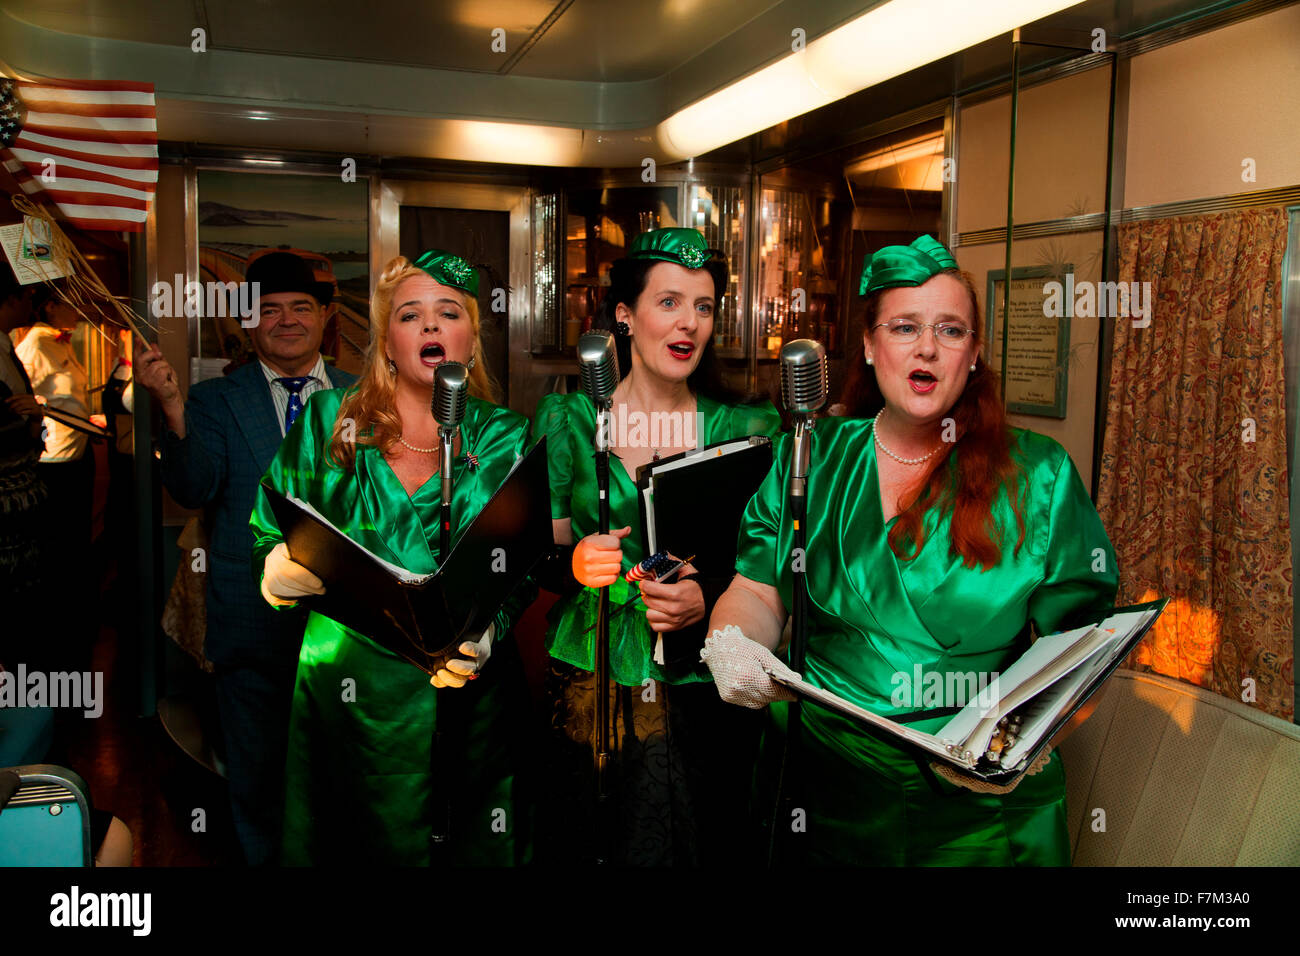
[704,235,1118,865]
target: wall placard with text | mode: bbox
[986,265,1070,419]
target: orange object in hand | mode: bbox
[571,526,631,588]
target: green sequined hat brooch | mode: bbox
[412,249,479,297]
[858,234,958,296]
[628,227,711,269]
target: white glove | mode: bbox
[431,623,494,689]
[700,625,799,709]
[260,542,325,607]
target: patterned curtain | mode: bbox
[1098,206,1293,720]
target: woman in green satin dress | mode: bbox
[251,250,534,866]
[532,227,782,865]
[704,235,1118,865]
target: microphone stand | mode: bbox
[577,330,619,865]
[440,421,455,558]
[770,338,824,868]
[429,403,459,861]
[771,414,812,867]
[788,415,812,676]
[593,396,613,865]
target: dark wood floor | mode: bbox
[54,563,240,867]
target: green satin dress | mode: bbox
[534,390,783,684]
[735,416,1118,866]
[532,390,782,864]
[250,389,535,866]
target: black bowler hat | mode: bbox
[244,251,333,306]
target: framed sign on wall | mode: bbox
[986,264,1071,419]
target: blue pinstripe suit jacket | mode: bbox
[159,358,358,670]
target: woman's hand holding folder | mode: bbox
[431,624,495,689]
[260,541,326,608]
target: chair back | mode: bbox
[0,764,93,867]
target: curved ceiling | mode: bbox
[0,0,1257,166]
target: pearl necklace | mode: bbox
[873,408,942,466]
[398,435,439,454]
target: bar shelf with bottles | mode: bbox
[530,177,751,362]
[755,185,844,360]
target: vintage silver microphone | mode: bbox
[775,339,826,867]
[433,361,470,558]
[577,331,619,432]
[780,339,829,517]
[576,330,619,864]
[576,330,619,533]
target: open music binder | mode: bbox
[634,436,774,579]
[769,598,1169,786]
[260,438,554,676]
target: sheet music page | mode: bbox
[642,484,657,554]
[937,622,1098,748]
[997,646,1111,768]
[997,610,1155,768]
[939,609,1155,757]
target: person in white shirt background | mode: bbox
[14,281,105,676]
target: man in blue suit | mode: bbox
[136,252,357,865]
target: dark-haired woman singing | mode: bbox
[704,235,1118,865]
[533,227,781,865]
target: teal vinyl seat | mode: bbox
[0,765,93,867]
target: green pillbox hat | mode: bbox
[858,234,958,297]
[412,249,479,297]
[628,227,711,269]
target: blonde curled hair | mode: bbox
[328,255,500,469]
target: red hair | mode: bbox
[840,270,1026,570]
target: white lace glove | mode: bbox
[260,542,325,607]
[431,623,494,689]
[700,625,800,709]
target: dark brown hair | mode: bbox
[592,251,752,404]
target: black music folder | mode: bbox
[770,599,1170,786]
[261,437,553,675]
[634,436,774,578]
[38,405,111,439]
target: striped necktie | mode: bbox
[276,376,313,432]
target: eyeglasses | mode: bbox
[872,320,975,348]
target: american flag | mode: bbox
[0,76,158,232]
[625,550,676,583]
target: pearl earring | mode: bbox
[969,362,976,371]
[866,357,874,366]
[387,358,397,375]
